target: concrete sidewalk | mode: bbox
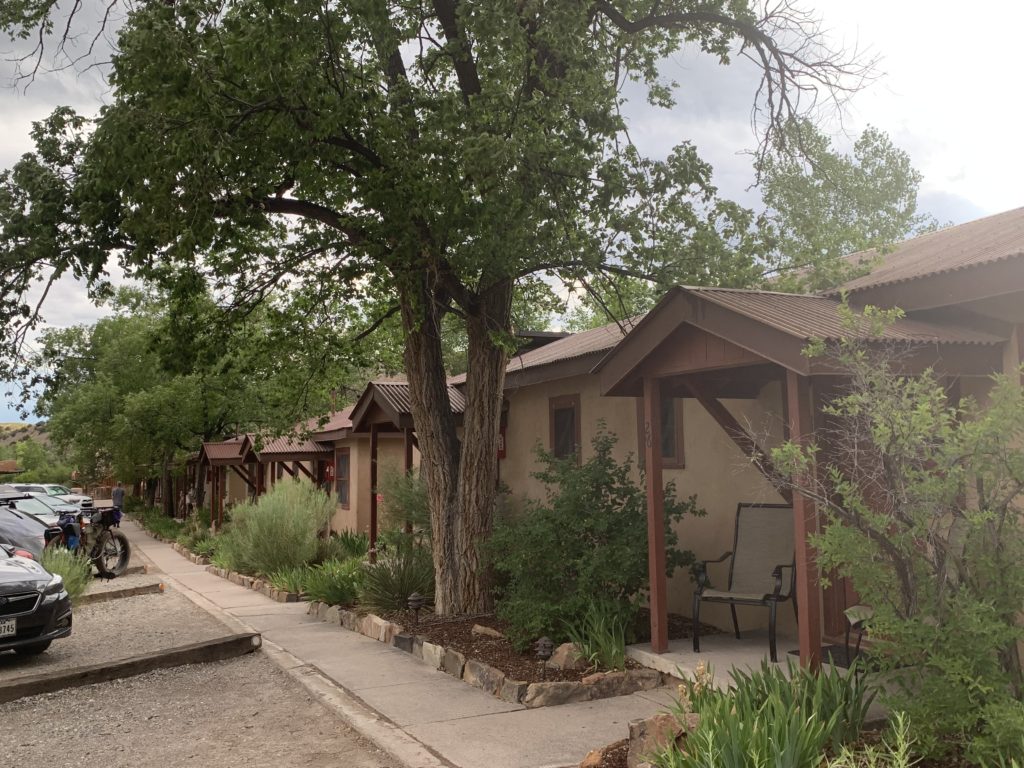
[122,521,673,768]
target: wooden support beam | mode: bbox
[403,428,414,473]
[295,462,315,481]
[256,463,266,496]
[642,377,669,654]
[679,378,793,506]
[369,423,379,564]
[785,370,822,669]
[279,462,297,478]
[229,464,256,492]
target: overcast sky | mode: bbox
[1,0,1021,421]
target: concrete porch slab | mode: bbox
[627,630,798,683]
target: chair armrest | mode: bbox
[771,564,795,598]
[693,551,733,591]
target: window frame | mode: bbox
[548,394,582,461]
[335,447,351,509]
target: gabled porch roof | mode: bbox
[349,380,466,432]
[238,434,332,464]
[596,286,1005,396]
[198,437,247,466]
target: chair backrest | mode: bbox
[729,503,795,597]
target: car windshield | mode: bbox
[12,497,57,518]
[30,495,71,511]
[48,485,72,495]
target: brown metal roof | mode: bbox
[690,287,1004,345]
[254,436,332,458]
[200,437,246,465]
[448,318,636,385]
[298,406,354,436]
[0,459,22,474]
[834,206,1024,294]
[373,381,466,416]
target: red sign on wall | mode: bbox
[324,463,335,483]
[497,424,507,460]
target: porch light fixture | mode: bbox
[407,592,427,626]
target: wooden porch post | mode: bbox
[785,370,822,669]
[403,428,414,473]
[369,423,379,563]
[642,376,669,654]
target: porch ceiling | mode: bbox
[596,286,1006,396]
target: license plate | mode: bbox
[0,617,15,638]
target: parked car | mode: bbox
[0,492,61,559]
[0,543,72,655]
[11,483,93,511]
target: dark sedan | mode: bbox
[0,493,58,560]
[0,544,72,655]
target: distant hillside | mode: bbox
[0,422,51,449]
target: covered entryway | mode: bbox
[595,286,1005,666]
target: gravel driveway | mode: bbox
[0,654,390,768]
[0,587,231,680]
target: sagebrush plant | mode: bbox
[358,547,434,614]
[564,600,629,671]
[490,428,703,651]
[771,307,1024,762]
[132,503,184,540]
[215,480,332,576]
[377,466,430,540]
[303,558,363,606]
[40,546,92,600]
[654,659,873,768]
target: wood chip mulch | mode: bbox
[592,739,628,768]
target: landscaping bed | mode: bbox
[308,601,668,708]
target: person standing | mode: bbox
[111,480,126,510]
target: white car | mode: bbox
[12,484,93,511]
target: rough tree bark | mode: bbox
[400,268,463,614]
[455,279,512,612]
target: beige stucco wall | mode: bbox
[499,373,792,634]
[329,435,416,535]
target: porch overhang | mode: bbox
[595,287,1007,397]
[198,438,247,467]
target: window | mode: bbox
[660,395,685,468]
[549,395,581,460]
[336,448,351,509]
[636,393,685,469]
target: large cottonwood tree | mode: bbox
[1,1,863,614]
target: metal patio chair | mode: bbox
[692,502,796,663]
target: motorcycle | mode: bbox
[45,506,131,578]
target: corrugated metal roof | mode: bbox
[256,436,332,457]
[299,406,353,435]
[689,287,1004,344]
[201,439,245,462]
[835,206,1024,294]
[372,381,466,416]
[448,318,636,384]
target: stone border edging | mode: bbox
[305,600,665,708]
[0,632,262,704]
[77,582,165,606]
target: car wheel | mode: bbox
[13,641,52,656]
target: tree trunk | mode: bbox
[162,458,174,517]
[455,280,513,612]
[400,272,463,615]
[145,477,158,508]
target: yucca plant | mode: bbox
[357,548,433,613]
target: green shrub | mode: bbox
[215,480,332,576]
[303,559,363,606]
[827,714,916,768]
[267,565,312,594]
[192,537,218,558]
[490,429,703,651]
[132,504,183,540]
[654,660,874,768]
[772,326,1024,761]
[40,547,92,600]
[377,466,430,538]
[315,530,369,563]
[564,600,629,671]
[358,548,434,614]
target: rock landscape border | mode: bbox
[305,600,666,708]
